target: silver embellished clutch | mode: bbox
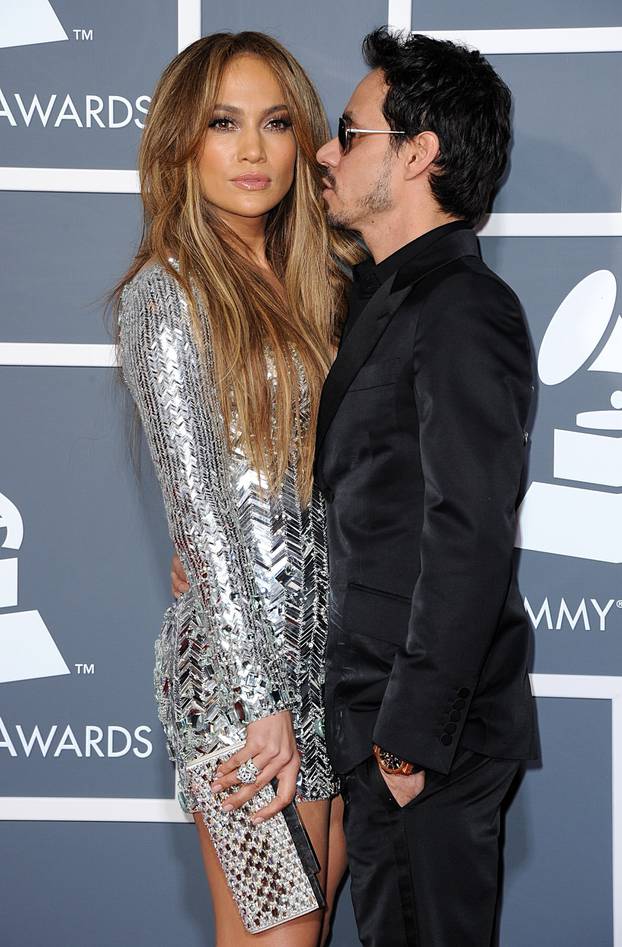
[187,744,325,933]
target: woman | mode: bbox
[115,31,362,947]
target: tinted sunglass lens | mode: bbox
[338,117,348,153]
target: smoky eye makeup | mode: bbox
[206,108,293,132]
[266,113,292,131]
[207,114,237,130]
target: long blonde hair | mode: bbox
[114,32,362,503]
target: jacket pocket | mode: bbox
[348,358,403,391]
[343,582,411,646]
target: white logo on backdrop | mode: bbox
[0,90,150,129]
[524,596,618,632]
[0,717,152,758]
[0,0,68,50]
[0,492,70,683]
[517,270,622,563]
[0,1,151,131]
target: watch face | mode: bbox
[380,750,402,772]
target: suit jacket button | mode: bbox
[444,723,457,734]
[440,734,452,746]
[449,711,461,722]
[453,699,465,710]
[458,687,470,698]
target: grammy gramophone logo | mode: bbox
[517,270,622,564]
[0,492,70,683]
[0,0,68,50]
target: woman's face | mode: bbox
[198,54,297,227]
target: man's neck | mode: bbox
[361,207,460,265]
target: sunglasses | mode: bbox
[337,115,406,155]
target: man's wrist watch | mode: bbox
[373,743,416,776]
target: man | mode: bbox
[312,28,537,947]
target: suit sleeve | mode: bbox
[372,272,532,773]
[119,270,295,724]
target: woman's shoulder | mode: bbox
[121,257,184,310]
[119,258,194,339]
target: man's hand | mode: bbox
[210,710,300,822]
[378,765,426,807]
[171,552,189,597]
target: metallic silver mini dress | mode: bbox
[119,262,337,809]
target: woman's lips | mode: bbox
[232,174,271,191]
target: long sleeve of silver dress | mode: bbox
[119,262,337,809]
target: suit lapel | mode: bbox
[314,227,481,465]
[315,274,414,460]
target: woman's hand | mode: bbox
[210,711,300,822]
[171,552,190,597]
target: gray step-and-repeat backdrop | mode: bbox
[1,1,621,944]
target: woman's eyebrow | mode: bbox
[263,104,289,115]
[212,104,289,116]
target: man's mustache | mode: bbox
[320,167,337,189]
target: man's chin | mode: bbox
[326,209,354,230]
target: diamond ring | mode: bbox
[236,758,260,785]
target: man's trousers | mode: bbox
[340,747,520,947]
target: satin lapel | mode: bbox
[315,274,414,460]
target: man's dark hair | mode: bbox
[362,28,512,225]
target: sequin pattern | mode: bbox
[119,263,337,809]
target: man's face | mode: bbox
[316,69,397,232]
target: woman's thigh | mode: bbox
[193,798,331,947]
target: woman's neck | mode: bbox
[216,208,270,271]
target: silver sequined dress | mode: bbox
[119,262,337,809]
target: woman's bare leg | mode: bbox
[193,799,330,947]
[320,794,349,947]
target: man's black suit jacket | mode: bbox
[314,225,538,776]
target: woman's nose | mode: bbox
[238,128,266,163]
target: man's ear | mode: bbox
[403,131,441,181]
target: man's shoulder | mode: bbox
[423,255,522,312]
[410,256,530,355]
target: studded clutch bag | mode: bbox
[187,743,325,933]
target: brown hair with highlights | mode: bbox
[113,32,362,502]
